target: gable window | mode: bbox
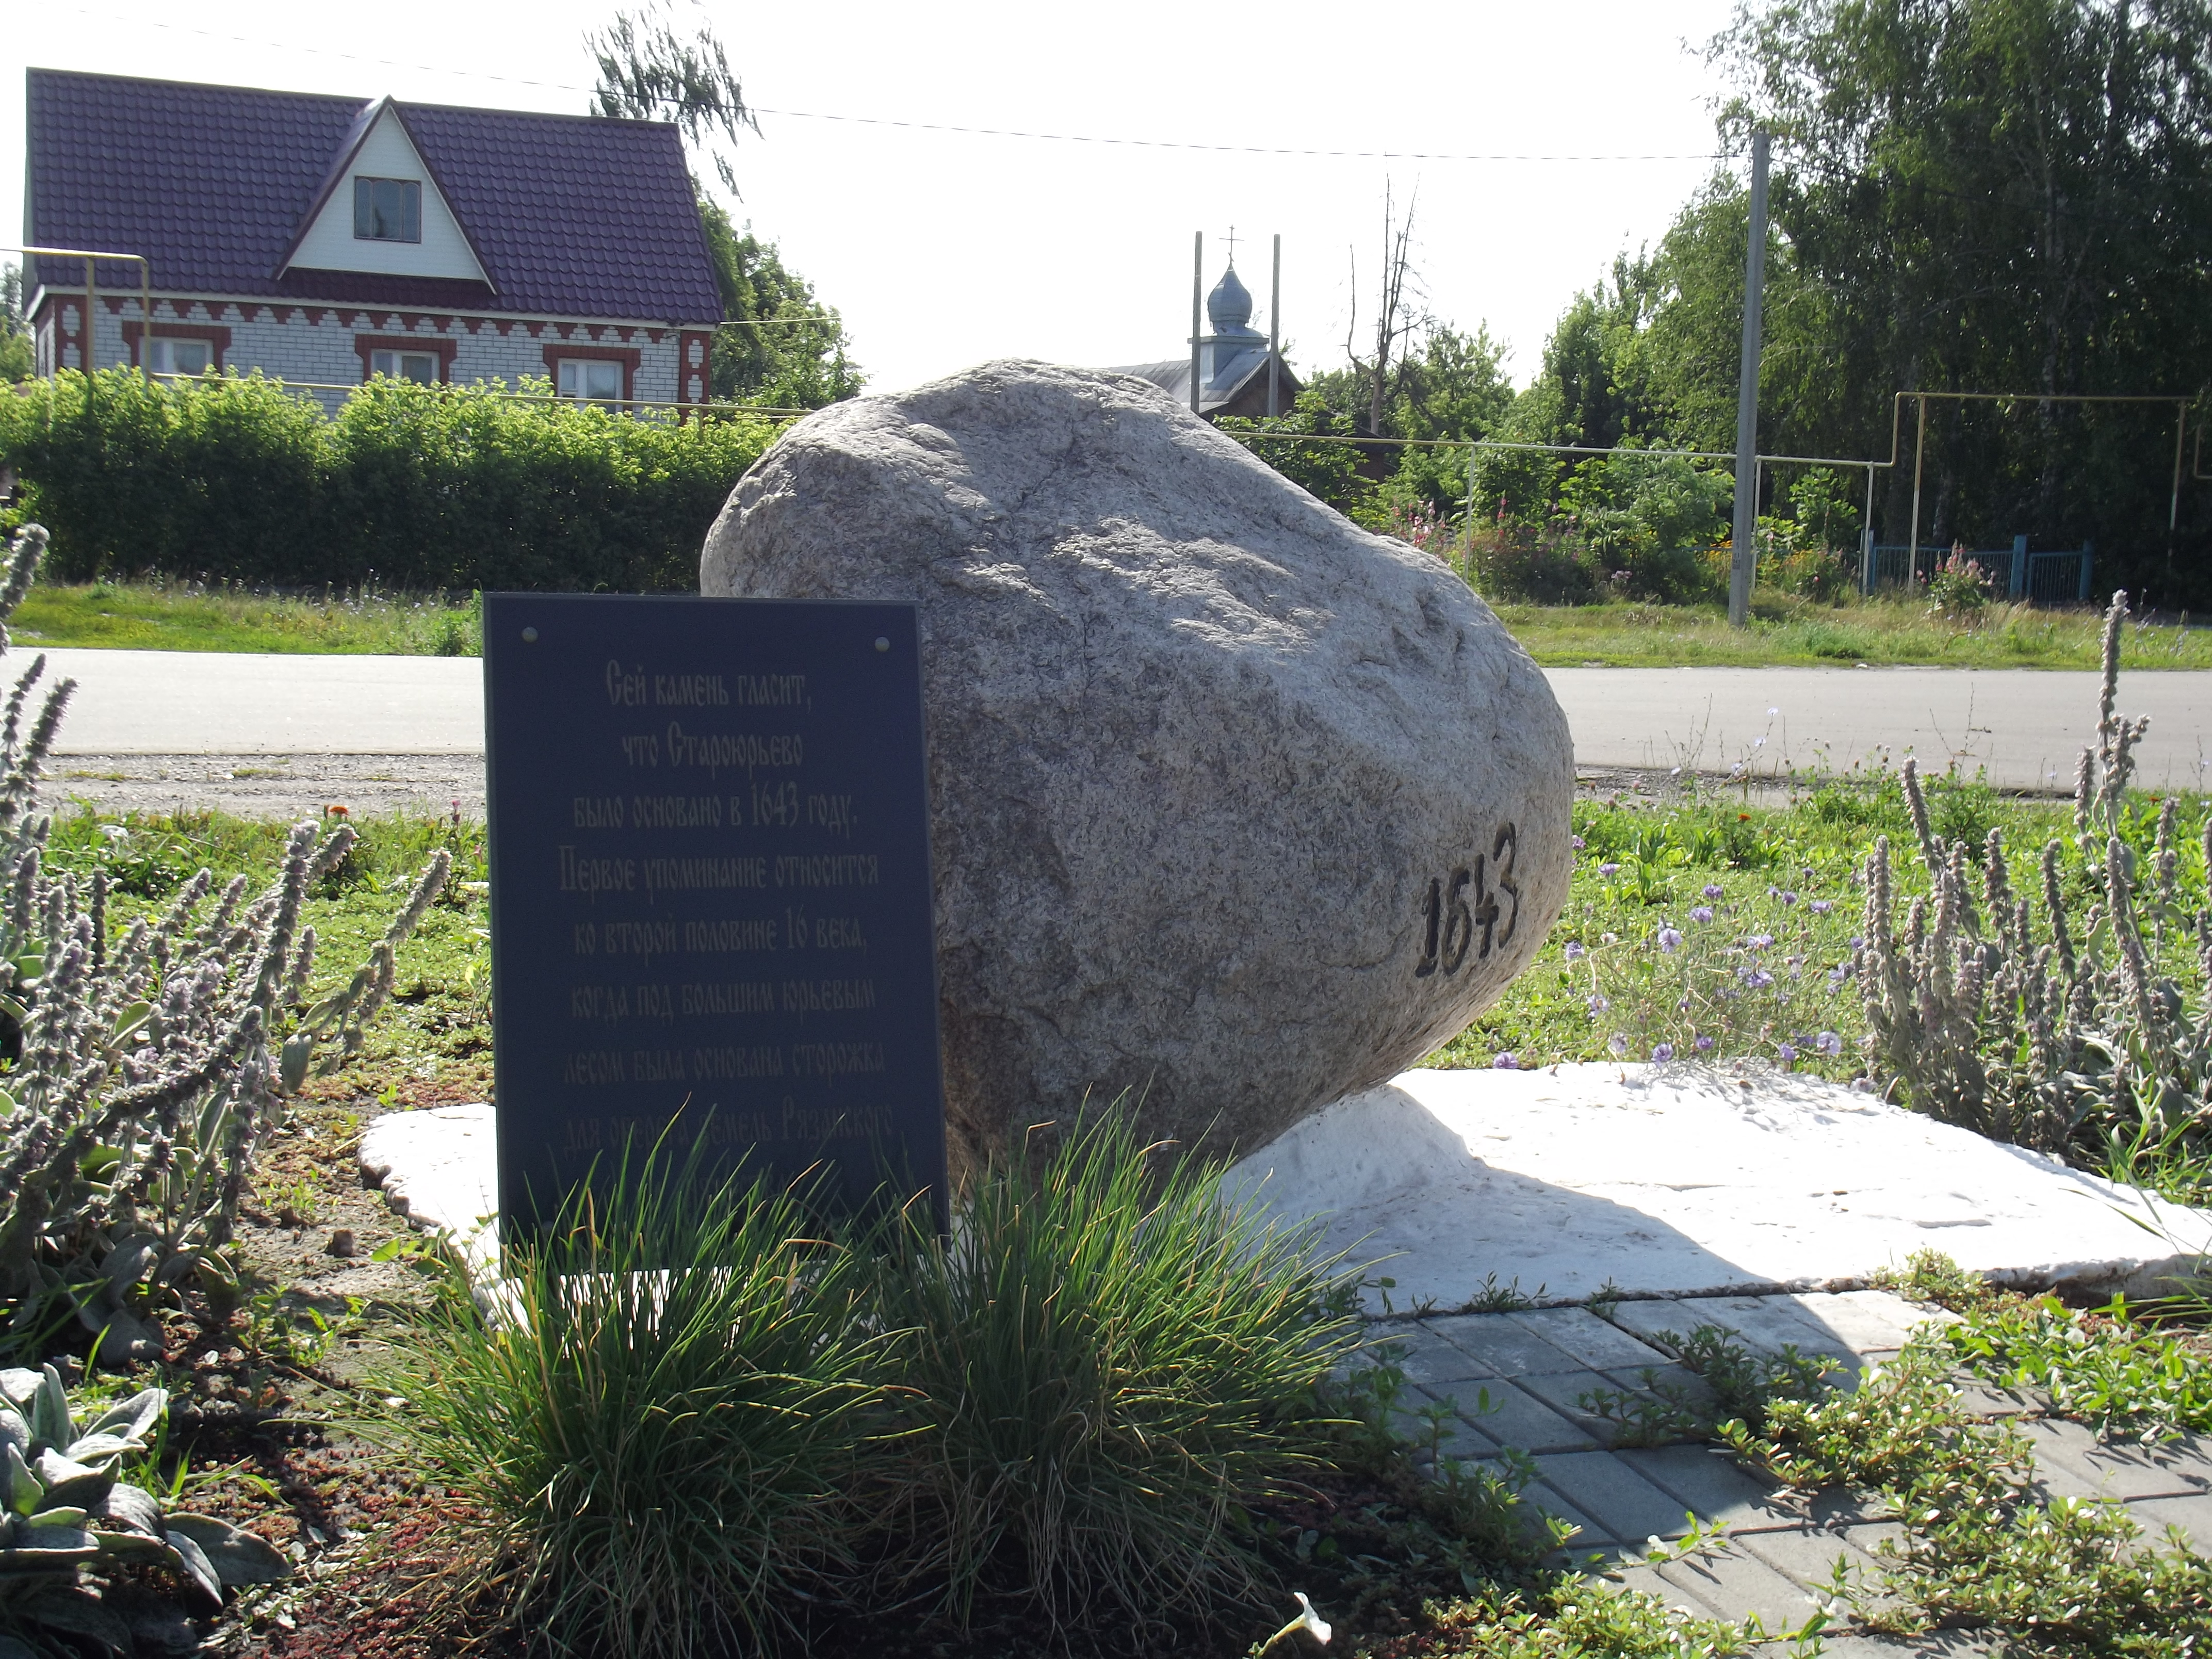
[558,359,625,401]
[147,338,214,377]
[354,177,422,243]
[369,348,440,384]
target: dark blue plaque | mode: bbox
[482,593,947,1238]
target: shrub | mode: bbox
[1924,543,1993,623]
[0,525,450,1358]
[0,371,782,592]
[864,1111,1359,1633]
[389,1140,884,1659]
[1466,518,1603,604]
[1216,392,1374,518]
[1857,591,2208,1165]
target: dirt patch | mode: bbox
[41,754,484,822]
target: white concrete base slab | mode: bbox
[355,1066,2212,1315]
[1224,1065,2212,1312]
[357,1103,498,1276]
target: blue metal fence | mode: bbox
[1858,533,2093,600]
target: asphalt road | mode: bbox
[21,647,2212,804]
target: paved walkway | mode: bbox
[21,648,2212,793]
[1401,1289,2211,1651]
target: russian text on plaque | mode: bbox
[483,593,947,1240]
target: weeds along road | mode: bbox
[20,648,2212,818]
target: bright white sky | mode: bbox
[6,0,1745,396]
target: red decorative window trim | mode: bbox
[542,342,641,400]
[678,329,715,408]
[121,320,232,370]
[354,333,460,382]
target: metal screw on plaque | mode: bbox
[874,636,890,652]
[522,627,538,642]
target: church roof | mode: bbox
[1107,348,1300,418]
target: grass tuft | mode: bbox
[384,1137,883,1659]
[861,1110,1361,1635]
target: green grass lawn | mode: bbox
[11,578,480,655]
[1494,591,2212,669]
[18,578,2212,670]
[1429,775,2212,1204]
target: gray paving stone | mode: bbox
[1422,1311,1588,1377]
[2021,1417,2207,1501]
[1403,1387,1505,1459]
[2128,1491,2212,1553]
[1604,1361,1718,1414]
[1813,1634,1990,1659]
[1524,1478,1614,1547]
[1735,1525,1888,1601]
[1604,1297,1699,1355]
[1603,1560,1693,1611]
[1508,1306,1674,1371]
[1427,1376,1599,1454]
[1810,1289,1957,1348]
[1515,1368,1653,1445]
[1670,1295,1863,1363]
[1658,1546,1832,1632]
[1377,1325,1500,1389]
[1617,1444,1810,1534]
[1537,1450,1703,1544]
[1951,1382,2048,1417]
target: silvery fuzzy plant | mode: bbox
[0,525,450,1359]
[0,1362,286,1653]
[1857,590,2208,1160]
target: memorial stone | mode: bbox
[701,360,1575,1178]
[482,593,948,1238]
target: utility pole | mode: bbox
[1190,232,1203,416]
[1268,234,1282,418]
[1728,131,1770,629]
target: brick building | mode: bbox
[22,69,723,410]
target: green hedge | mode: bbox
[0,371,784,591]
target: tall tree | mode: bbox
[1705,0,2212,597]
[0,267,31,386]
[588,6,862,409]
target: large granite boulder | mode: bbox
[701,360,1572,1179]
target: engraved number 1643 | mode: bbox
[1415,824,1521,978]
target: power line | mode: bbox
[56,8,1724,165]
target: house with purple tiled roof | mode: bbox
[23,69,723,409]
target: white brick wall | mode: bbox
[50,291,706,415]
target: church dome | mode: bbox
[1207,265,1256,333]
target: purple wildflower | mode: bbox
[1657,926,1684,952]
[1850,936,1865,951]
[1572,835,1586,850]
[1778,1042,1798,1065]
[1493,1052,1520,1069]
[1690,905,1714,924]
[1609,1033,1630,1057]
[1778,890,1799,906]
[1599,862,1621,877]
[1587,993,1610,1014]
[1746,933,1775,950]
[1740,967,1775,990]
[1565,940,1586,961]
[1810,899,1834,915]
[1702,884,1725,900]
[1694,1034,1715,1052]
[1816,1031,1843,1056]
[1651,1042,1675,1063]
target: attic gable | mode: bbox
[280,100,491,286]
